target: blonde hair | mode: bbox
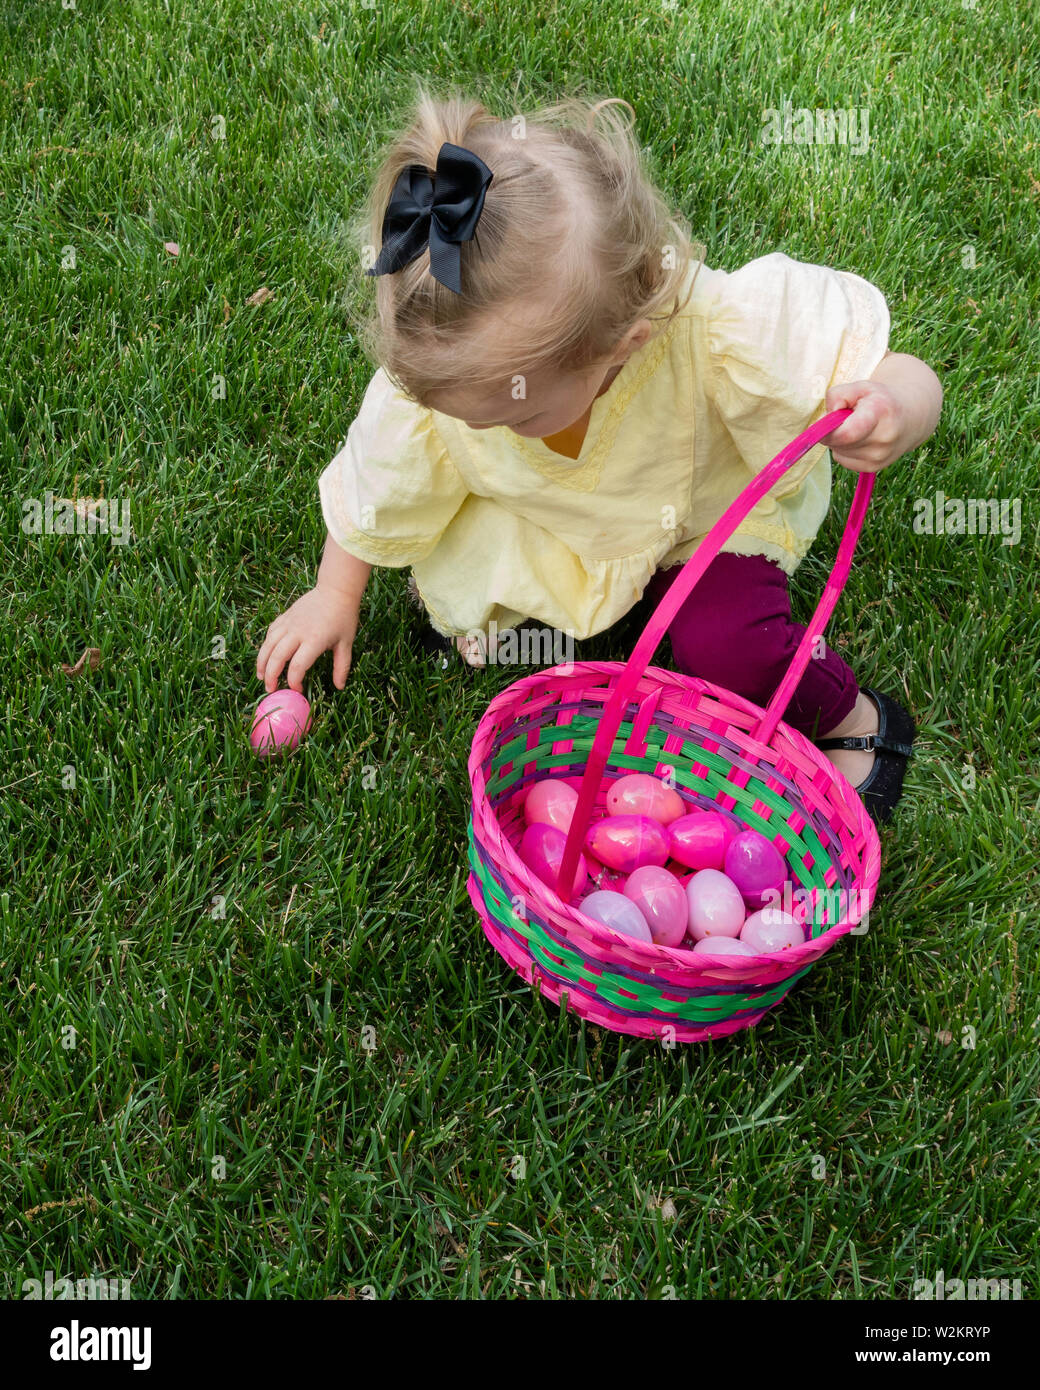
[345,82,704,407]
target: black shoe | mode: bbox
[413,621,489,677]
[814,686,916,826]
[416,623,453,660]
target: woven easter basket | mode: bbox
[467,410,882,1042]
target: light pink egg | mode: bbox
[519,822,587,897]
[606,773,685,825]
[584,815,670,874]
[739,908,804,953]
[523,778,579,832]
[622,865,688,947]
[579,890,652,942]
[250,689,312,757]
[685,868,746,940]
[668,811,741,871]
[691,936,758,956]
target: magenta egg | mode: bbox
[579,890,653,942]
[691,935,758,957]
[724,830,788,910]
[606,773,685,825]
[740,908,804,953]
[622,865,688,947]
[668,811,740,871]
[523,778,578,832]
[685,869,746,940]
[584,815,669,874]
[518,822,587,897]
[250,689,312,757]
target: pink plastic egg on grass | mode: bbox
[250,689,313,757]
[524,778,578,832]
[519,822,587,898]
[623,865,688,947]
[606,773,685,825]
[691,935,758,957]
[584,815,669,874]
[668,811,741,871]
[724,830,788,911]
[579,890,652,943]
[740,908,805,953]
[685,868,746,940]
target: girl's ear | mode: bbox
[621,318,653,357]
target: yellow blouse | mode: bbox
[318,251,890,639]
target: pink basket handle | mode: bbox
[557,407,876,900]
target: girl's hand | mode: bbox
[821,352,943,473]
[256,584,359,693]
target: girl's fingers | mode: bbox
[823,414,870,448]
[262,634,300,692]
[256,618,286,678]
[331,640,352,689]
[286,641,320,693]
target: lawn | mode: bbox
[2,0,1038,1299]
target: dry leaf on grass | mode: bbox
[222,297,232,323]
[245,286,274,307]
[61,647,102,677]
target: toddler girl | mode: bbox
[256,87,942,824]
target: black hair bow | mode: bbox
[366,142,494,295]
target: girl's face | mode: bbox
[427,319,652,439]
[429,359,620,439]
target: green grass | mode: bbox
[2,0,1039,1299]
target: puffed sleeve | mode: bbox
[706,251,890,497]
[318,368,469,567]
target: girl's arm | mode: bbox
[821,351,943,472]
[317,532,373,602]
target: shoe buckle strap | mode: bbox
[872,733,915,758]
[816,733,914,758]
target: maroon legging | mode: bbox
[643,552,859,740]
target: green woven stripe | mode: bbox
[484,714,841,936]
[469,826,811,1023]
